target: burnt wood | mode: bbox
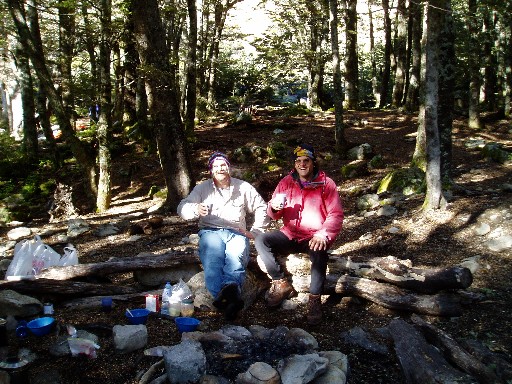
[389,318,478,384]
[329,255,473,293]
[411,314,500,383]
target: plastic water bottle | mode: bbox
[161,282,172,315]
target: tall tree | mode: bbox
[420,0,448,210]
[437,0,455,182]
[96,0,112,212]
[467,0,482,129]
[343,0,359,110]
[368,0,380,106]
[391,0,407,107]
[330,0,347,154]
[184,0,198,134]
[404,0,422,112]
[15,42,38,162]
[379,0,392,108]
[132,0,194,210]
[57,0,76,126]
[8,0,98,201]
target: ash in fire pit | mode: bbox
[160,324,349,384]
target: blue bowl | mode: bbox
[27,317,55,336]
[125,308,150,325]
[175,317,200,332]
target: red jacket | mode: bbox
[267,170,344,245]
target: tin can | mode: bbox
[0,318,7,347]
[43,303,54,315]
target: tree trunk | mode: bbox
[35,252,200,280]
[379,0,392,108]
[330,0,347,155]
[328,255,473,293]
[389,318,478,383]
[437,0,455,183]
[391,0,407,107]
[0,279,137,296]
[16,42,38,162]
[294,274,465,316]
[404,0,422,112]
[481,6,497,112]
[80,0,99,102]
[368,0,380,107]
[411,314,501,383]
[467,0,483,129]
[58,0,76,128]
[27,0,59,166]
[132,0,194,210]
[96,0,113,212]
[8,0,98,201]
[344,0,359,110]
[420,0,446,210]
[184,0,198,136]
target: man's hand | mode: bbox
[197,203,211,217]
[309,235,328,251]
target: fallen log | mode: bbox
[36,251,200,280]
[328,255,473,293]
[411,314,500,383]
[0,278,137,296]
[389,318,478,383]
[293,274,466,316]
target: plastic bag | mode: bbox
[169,279,193,303]
[59,245,79,266]
[68,337,100,359]
[6,235,44,278]
[32,243,61,275]
[6,236,79,279]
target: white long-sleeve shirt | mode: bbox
[177,178,269,237]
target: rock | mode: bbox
[285,328,318,351]
[163,340,207,384]
[0,290,42,318]
[377,206,397,216]
[113,324,148,353]
[318,351,349,374]
[201,375,231,384]
[7,227,32,241]
[310,365,347,384]
[347,143,373,161]
[474,222,491,236]
[67,219,90,238]
[94,224,120,237]
[485,235,512,252]
[341,326,389,355]
[357,194,380,211]
[276,353,329,384]
[236,362,280,384]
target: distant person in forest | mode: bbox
[254,144,344,325]
[177,151,269,321]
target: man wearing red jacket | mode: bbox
[254,144,344,325]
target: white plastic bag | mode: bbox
[59,245,79,266]
[6,236,79,279]
[68,337,100,359]
[169,279,193,303]
[6,235,44,278]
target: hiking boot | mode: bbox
[307,294,322,325]
[213,283,238,311]
[221,284,244,321]
[265,278,296,308]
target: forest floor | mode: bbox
[2,107,512,383]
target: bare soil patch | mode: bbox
[1,108,511,383]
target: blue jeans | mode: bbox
[198,228,250,298]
